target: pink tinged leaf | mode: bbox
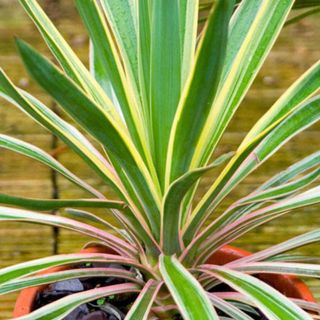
[0,206,137,257]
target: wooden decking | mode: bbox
[0,1,319,318]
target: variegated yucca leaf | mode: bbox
[0,0,319,319]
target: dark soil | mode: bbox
[33,263,138,320]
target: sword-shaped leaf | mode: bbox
[197,186,320,263]
[16,284,140,320]
[75,0,153,168]
[166,0,234,185]
[161,152,234,255]
[0,194,124,211]
[16,39,161,239]
[200,267,312,320]
[0,253,139,285]
[188,0,294,170]
[0,268,142,295]
[159,255,218,320]
[0,207,137,257]
[185,96,320,244]
[18,0,121,118]
[0,134,102,198]
[150,0,182,188]
[125,280,162,320]
[0,71,123,197]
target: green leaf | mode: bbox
[18,0,121,118]
[150,0,182,188]
[179,0,199,87]
[75,0,152,168]
[161,152,234,255]
[0,253,137,285]
[166,0,235,185]
[197,185,320,263]
[0,70,124,198]
[0,268,142,295]
[16,39,161,239]
[185,96,320,245]
[125,280,162,320]
[234,261,320,278]
[233,229,320,265]
[241,60,320,147]
[159,255,218,320]
[238,167,320,205]
[201,267,312,320]
[0,206,137,257]
[188,0,294,170]
[100,0,140,104]
[17,284,140,320]
[0,194,124,211]
[209,294,255,320]
[0,134,102,198]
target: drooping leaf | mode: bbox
[184,96,320,245]
[0,268,142,295]
[16,284,140,320]
[0,253,139,285]
[200,267,312,320]
[0,135,103,198]
[0,70,124,198]
[0,207,137,257]
[0,194,124,211]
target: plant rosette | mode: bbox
[0,0,320,319]
[13,245,316,319]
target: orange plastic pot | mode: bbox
[13,245,315,317]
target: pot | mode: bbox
[13,245,315,317]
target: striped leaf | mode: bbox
[188,0,294,170]
[75,0,152,168]
[166,0,234,185]
[150,0,182,188]
[234,262,320,278]
[159,255,218,320]
[185,96,320,244]
[18,0,121,119]
[0,268,142,295]
[0,134,102,198]
[0,194,124,211]
[161,152,234,255]
[17,284,140,320]
[179,0,199,87]
[231,229,320,265]
[200,267,312,320]
[0,70,124,198]
[238,167,320,205]
[209,294,255,320]
[16,39,161,238]
[99,0,140,107]
[241,60,320,147]
[125,280,162,320]
[137,0,152,126]
[0,207,137,257]
[0,253,138,285]
[197,186,320,263]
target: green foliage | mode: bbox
[0,0,319,319]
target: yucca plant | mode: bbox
[0,0,320,319]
